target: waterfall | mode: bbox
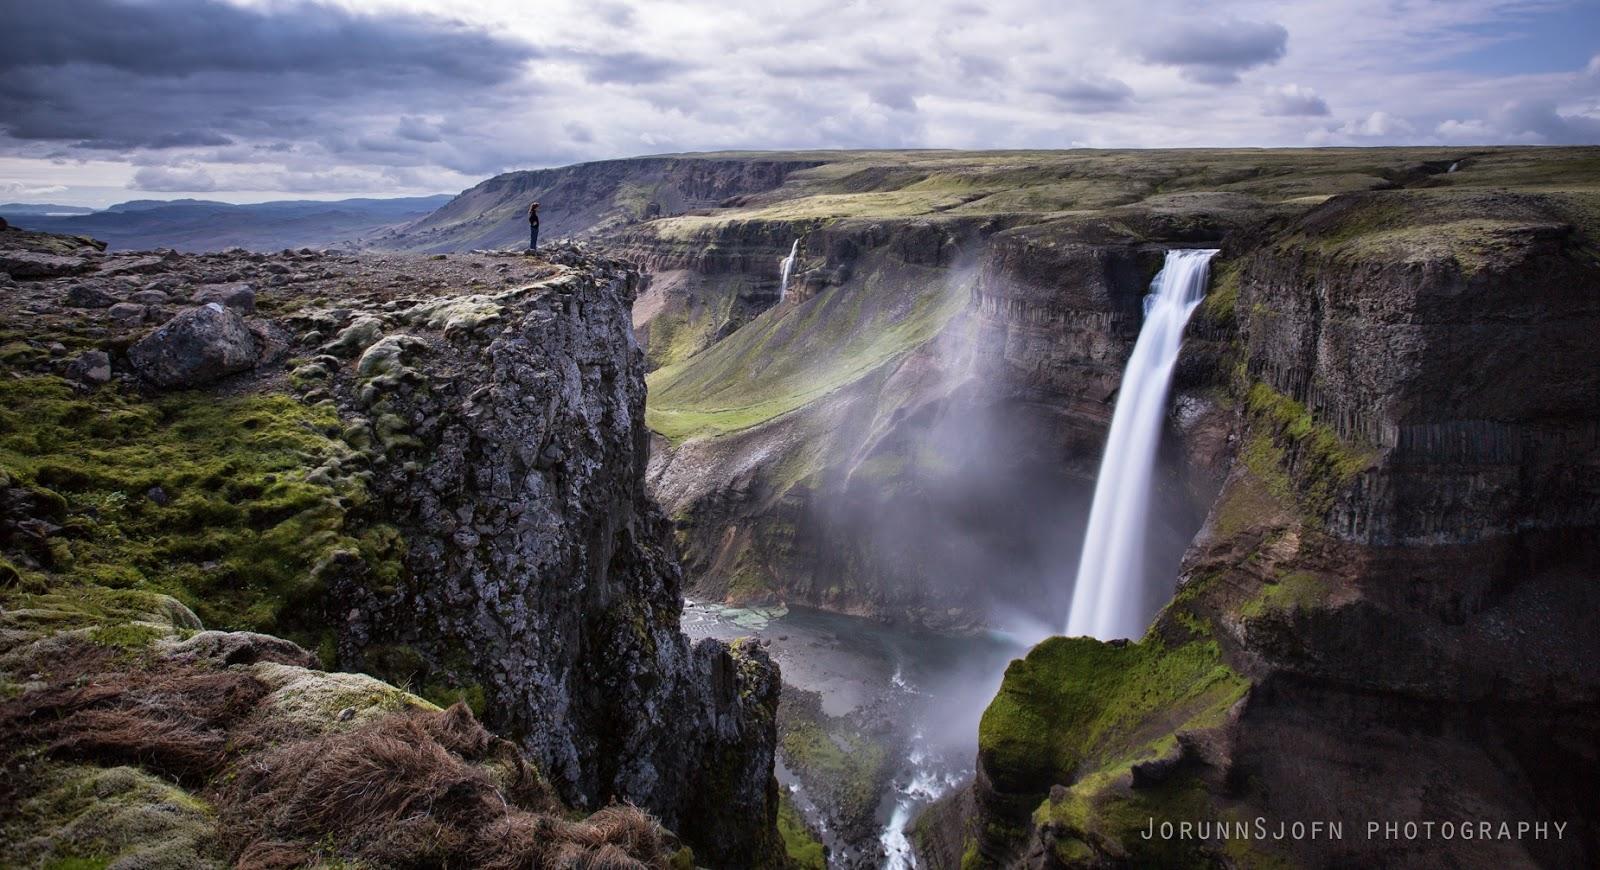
[779,239,800,301]
[1448,161,1460,173]
[1065,249,1219,641]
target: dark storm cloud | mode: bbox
[0,0,539,149]
[0,0,535,83]
[132,165,218,192]
[1134,18,1288,84]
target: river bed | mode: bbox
[682,601,1038,868]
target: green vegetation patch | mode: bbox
[1238,570,1329,619]
[647,262,967,443]
[777,791,827,870]
[777,689,891,837]
[1241,381,1372,523]
[978,635,1247,796]
[0,376,402,649]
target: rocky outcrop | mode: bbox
[298,249,783,865]
[0,231,783,867]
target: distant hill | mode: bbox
[0,203,97,216]
[1,194,453,252]
[369,154,824,252]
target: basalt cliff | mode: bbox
[0,227,782,867]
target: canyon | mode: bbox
[3,145,1597,868]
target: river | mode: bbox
[683,601,1038,868]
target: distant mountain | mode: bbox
[103,198,233,213]
[0,203,97,216]
[1,194,454,252]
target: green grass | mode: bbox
[647,260,967,443]
[0,376,402,649]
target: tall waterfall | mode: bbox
[1065,248,1219,641]
[779,239,800,301]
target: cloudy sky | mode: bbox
[2,0,1596,206]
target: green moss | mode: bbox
[959,835,982,870]
[2,764,218,868]
[1197,262,1239,328]
[1242,381,1373,523]
[1239,570,1328,618]
[0,376,404,648]
[777,792,826,869]
[1033,773,1219,869]
[978,635,1247,796]
[43,858,111,870]
[86,622,166,652]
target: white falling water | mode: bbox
[1065,249,1219,641]
[778,239,800,301]
[1448,161,1460,173]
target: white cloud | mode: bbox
[1262,84,1329,116]
[1345,111,1415,138]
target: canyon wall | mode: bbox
[933,187,1600,869]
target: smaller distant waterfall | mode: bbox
[779,239,800,301]
[1065,249,1218,641]
[1448,161,1460,173]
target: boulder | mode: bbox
[1,250,91,279]
[107,302,147,323]
[162,629,319,669]
[128,303,259,388]
[66,350,112,385]
[64,284,118,308]
[97,255,167,277]
[192,281,256,313]
[128,289,169,305]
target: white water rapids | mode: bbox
[779,239,800,301]
[1065,248,1219,641]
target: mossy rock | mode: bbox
[979,635,1247,796]
[3,763,220,869]
[251,661,440,735]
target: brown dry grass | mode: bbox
[1,638,681,869]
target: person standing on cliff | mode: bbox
[527,201,540,251]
